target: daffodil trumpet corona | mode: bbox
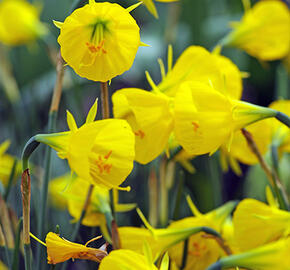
[21,99,135,191]
[54,0,146,82]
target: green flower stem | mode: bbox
[207,262,222,270]
[36,52,65,270]
[12,218,22,270]
[271,144,289,211]
[159,156,169,227]
[181,238,188,270]
[21,169,32,270]
[23,244,32,270]
[242,129,289,210]
[60,184,94,270]
[275,111,290,128]
[4,158,17,201]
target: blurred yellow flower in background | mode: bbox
[0,0,47,46]
[222,0,290,61]
[36,99,135,190]
[0,140,21,187]
[49,174,136,242]
[55,0,142,82]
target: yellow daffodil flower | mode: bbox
[113,88,173,164]
[233,198,290,252]
[35,99,135,190]
[174,81,279,156]
[30,232,107,264]
[208,238,290,270]
[221,99,290,174]
[99,249,159,270]
[54,0,143,82]
[156,45,242,99]
[142,0,179,18]
[168,199,237,270]
[113,45,242,164]
[0,0,47,46]
[0,140,21,187]
[222,0,290,61]
[119,199,236,267]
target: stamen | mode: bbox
[85,235,103,247]
[134,130,145,139]
[192,122,200,132]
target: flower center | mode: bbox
[89,149,113,177]
[86,18,111,55]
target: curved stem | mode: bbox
[242,129,289,210]
[275,111,290,127]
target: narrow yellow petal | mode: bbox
[127,2,143,13]
[140,41,151,47]
[167,44,173,72]
[86,98,98,124]
[66,110,78,132]
[145,71,158,91]
[30,232,47,247]
[136,208,154,232]
[158,58,166,79]
[186,195,202,217]
[53,20,63,29]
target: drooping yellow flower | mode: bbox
[222,99,290,172]
[222,0,290,61]
[142,0,179,18]
[233,198,290,252]
[113,88,174,164]
[208,238,290,270]
[119,199,236,266]
[49,174,135,242]
[269,100,290,154]
[30,232,107,265]
[0,140,21,187]
[0,0,47,46]
[55,0,143,82]
[167,199,237,270]
[174,81,279,155]
[35,99,135,190]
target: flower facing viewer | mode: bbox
[0,0,47,46]
[55,0,143,82]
